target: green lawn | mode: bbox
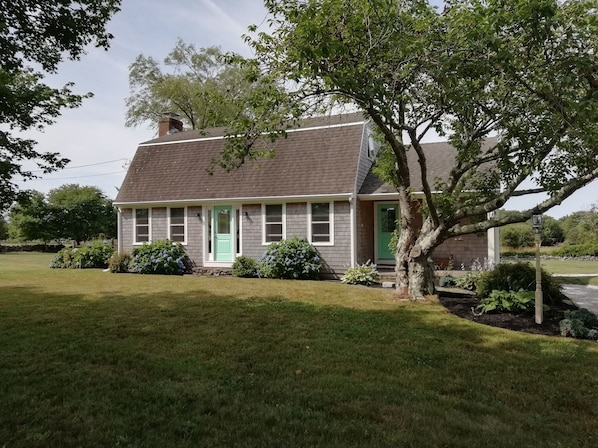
[537,258,598,275]
[504,258,598,286]
[1,252,598,447]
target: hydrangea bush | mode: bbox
[50,240,113,269]
[258,237,321,280]
[129,240,190,275]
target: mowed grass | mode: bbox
[537,258,598,275]
[1,253,598,447]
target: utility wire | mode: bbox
[33,170,127,181]
[29,158,128,173]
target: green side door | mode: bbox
[376,203,398,261]
[214,205,233,262]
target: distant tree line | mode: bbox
[500,205,598,249]
[3,184,116,244]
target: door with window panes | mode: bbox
[214,206,233,261]
[376,203,398,263]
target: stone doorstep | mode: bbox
[192,267,232,277]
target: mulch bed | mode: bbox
[438,291,577,337]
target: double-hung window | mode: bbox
[310,202,333,245]
[263,204,285,243]
[169,207,186,243]
[134,208,150,243]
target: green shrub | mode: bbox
[559,309,598,340]
[476,290,535,314]
[50,240,113,269]
[552,244,598,257]
[562,308,598,328]
[232,256,259,278]
[501,224,535,249]
[453,258,493,291]
[341,261,381,286]
[438,274,457,287]
[476,262,565,305]
[455,271,483,291]
[130,240,190,275]
[108,252,132,273]
[258,237,321,280]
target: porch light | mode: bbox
[196,211,202,221]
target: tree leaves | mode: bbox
[0,0,121,211]
[125,40,258,131]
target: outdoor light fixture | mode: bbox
[196,211,202,221]
[531,214,544,232]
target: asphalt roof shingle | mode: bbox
[115,114,366,204]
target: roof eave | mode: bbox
[114,192,353,208]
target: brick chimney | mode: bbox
[158,113,183,137]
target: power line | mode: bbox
[33,170,126,181]
[30,158,128,173]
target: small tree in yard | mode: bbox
[219,0,598,297]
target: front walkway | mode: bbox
[562,284,598,315]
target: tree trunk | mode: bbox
[394,190,419,296]
[407,254,435,298]
[394,202,438,298]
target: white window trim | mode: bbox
[133,207,151,245]
[236,207,242,256]
[168,206,187,245]
[308,201,334,246]
[262,203,286,245]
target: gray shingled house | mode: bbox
[114,113,498,276]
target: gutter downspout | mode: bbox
[350,194,357,268]
[117,207,123,254]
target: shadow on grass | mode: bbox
[1,284,598,448]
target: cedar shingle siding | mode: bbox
[115,113,493,276]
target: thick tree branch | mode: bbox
[449,165,598,236]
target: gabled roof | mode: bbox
[115,113,367,204]
[359,138,499,195]
[115,112,497,205]
[360,141,458,195]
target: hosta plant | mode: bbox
[341,261,381,286]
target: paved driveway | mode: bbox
[562,284,598,315]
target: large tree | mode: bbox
[9,185,116,243]
[219,0,598,296]
[47,184,116,244]
[0,0,121,211]
[7,191,57,242]
[126,39,260,131]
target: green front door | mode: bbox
[214,206,233,262]
[376,203,398,262]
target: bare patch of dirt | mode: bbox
[438,292,577,337]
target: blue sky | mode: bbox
[17,0,597,218]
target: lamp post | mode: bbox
[531,214,544,324]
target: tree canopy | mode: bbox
[8,185,116,243]
[222,0,598,295]
[0,0,122,212]
[126,40,259,131]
